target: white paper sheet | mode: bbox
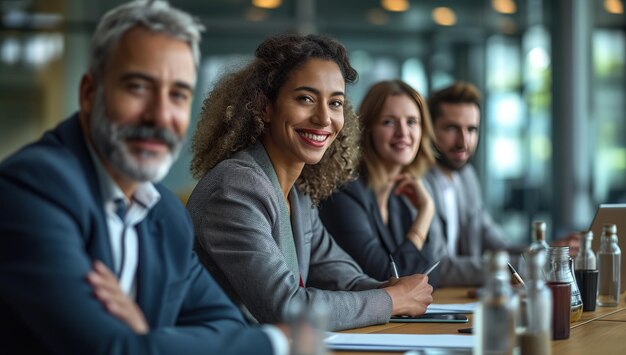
[324,333,474,351]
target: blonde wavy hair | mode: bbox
[191,34,360,205]
[359,80,436,189]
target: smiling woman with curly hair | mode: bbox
[190,34,360,205]
[187,33,433,331]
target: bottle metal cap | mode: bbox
[533,221,546,232]
[579,230,593,241]
[602,224,617,234]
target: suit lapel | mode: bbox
[289,189,309,284]
[55,115,115,269]
[453,169,472,255]
[135,218,165,326]
[86,219,115,270]
[246,143,300,280]
[367,188,397,256]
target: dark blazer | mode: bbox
[0,115,273,355]
[319,176,439,282]
[187,143,392,331]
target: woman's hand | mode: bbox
[384,273,433,316]
[393,174,434,211]
[87,260,149,334]
[393,175,435,250]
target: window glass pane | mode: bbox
[592,29,626,204]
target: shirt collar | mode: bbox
[433,164,459,190]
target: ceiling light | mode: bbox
[492,0,517,14]
[252,0,282,10]
[432,7,456,26]
[367,8,390,25]
[604,0,624,14]
[245,7,267,22]
[381,0,410,12]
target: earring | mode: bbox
[225,105,234,121]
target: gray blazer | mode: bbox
[187,143,392,331]
[423,164,508,286]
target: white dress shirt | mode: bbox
[433,166,460,256]
[87,144,160,299]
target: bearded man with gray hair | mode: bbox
[0,1,288,354]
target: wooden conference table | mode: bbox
[332,287,626,355]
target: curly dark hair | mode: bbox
[191,33,360,205]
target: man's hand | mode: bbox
[383,273,433,316]
[87,260,149,334]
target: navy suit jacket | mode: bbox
[0,115,273,355]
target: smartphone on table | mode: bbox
[389,314,469,323]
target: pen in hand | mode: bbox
[423,260,441,276]
[389,256,440,278]
[389,254,400,278]
[507,263,526,287]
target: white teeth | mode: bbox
[299,132,327,142]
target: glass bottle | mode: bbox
[597,224,621,307]
[474,250,519,355]
[574,231,599,312]
[286,298,329,355]
[545,246,583,322]
[529,221,549,253]
[520,249,552,355]
[574,231,596,270]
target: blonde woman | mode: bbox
[320,80,442,282]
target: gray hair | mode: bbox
[89,0,204,78]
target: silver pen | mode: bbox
[507,263,526,288]
[423,260,441,276]
[389,254,400,278]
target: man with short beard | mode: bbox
[423,82,577,287]
[0,1,287,354]
[422,82,510,287]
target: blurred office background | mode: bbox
[0,0,624,245]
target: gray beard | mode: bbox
[89,89,183,183]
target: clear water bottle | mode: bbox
[474,250,519,355]
[575,231,596,270]
[529,221,549,253]
[520,249,552,355]
[597,224,621,307]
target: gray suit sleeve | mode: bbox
[188,162,392,331]
[426,216,485,287]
